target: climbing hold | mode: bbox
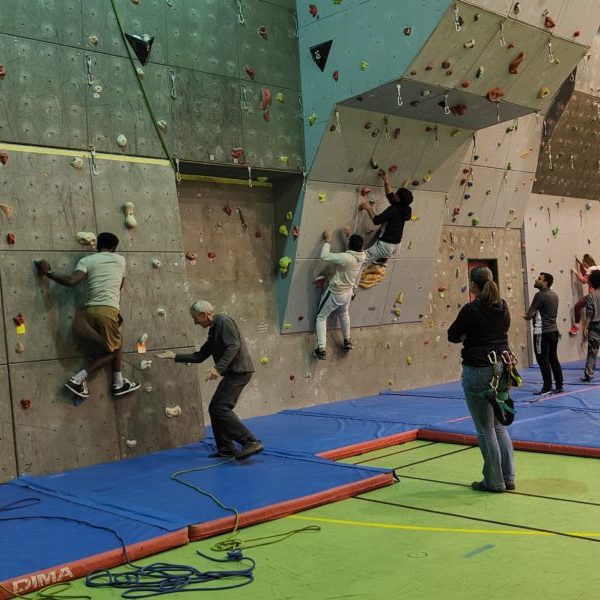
[157,308,166,316]
[393,128,401,140]
[573,30,580,38]
[506,162,512,170]
[292,225,299,239]
[538,86,550,99]
[20,399,32,410]
[260,88,271,110]
[6,232,15,245]
[275,92,285,103]
[463,39,475,49]
[283,324,292,330]
[207,251,216,261]
[259,356,269,365]
[131,0,139,5]
[257,176,269,182]
[258,26,268,39]
[471,217,480,226]
[411,180,420,187]
[255,231,262,238]
[0,152,9,165]
[360,60,368,71]
[88,35,99,45]
[406,356,413,365]
[245,65,255,79]
[286,211,293,220]
[393,307,401,317]
[309,4,318,17]
[124,33,154,65]
[370,158,379,170]
[552,227,559,236]
[544,15,555,29]
[360,187,371,197]
[364,122,373,130]
[461,81,469,88]
[278,224,289,237]
[263,110,271,122]
[411,215,420,221]
[486,87,504,102]
[165,406,182,418]
[279,256,292,274]
[70,157,84,170]
[126,440,138,448]
[513,2,520,14]
[464,194,471,200]
[403,27,412,36]
[231,147,244,160]
[467,211,474,217]
[122,202,137,229]
[509,51,524,75]
[441,59,451,69]
[185,251,197,262]
[141,359,152,370]
[308,113,318,126]
[151,258,161,269]
[136,67,144,79]
[332,70,339,81]
[449,104,467,116]
[453,207,460,216]
[13,313,24,326]
[421,89,432,97]
[476,66,484,78]
[137,333,148,353]
[0,65,7,79]
[279,155,289,165]
[76,232,96,246]
[396,291,404,304]
[585,202,593,210]
[389,165,398,173]
[223,206,233,216]
[15,342,25,353]
[157,119,167,130]
[318,193,327,202]
[116,134,128,148]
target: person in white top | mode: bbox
[35,232,140,402]
[570,254,600,336]
[314,229,365,360]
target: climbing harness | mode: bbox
[484,350,516,425]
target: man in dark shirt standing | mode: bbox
[160,300,263,459]
[524,273,563,394]
[358,169,413,267]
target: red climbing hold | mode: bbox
[509,51,524,75]
[185,251,197,261]
[332,70,339,81]
[223,206,233,216]
[453,207,461,215]
[255,231,262,238]
[360,187,371,197]
[231,147,244,160]
[6,232,15,245]
[309,4,318,17]
[258,26,268,39]
[207,251,216,260]
[393,128,401,139]
[461,81,469,88]
[13,313,24,326]
[388,165,398,173]
[263,110,271,122]
[292,225,299,239]
[0,65,6,79]
[411,180,420,187]
[289,375,295,381]
[0,152,8,165]
[544,16,556,29]
[245,65,256,80]
[486,87,504,102]
[20,398,31,410]
[573,30,581,37]
[449,104,467,116]
[260,88,272,110]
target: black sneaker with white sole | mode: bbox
[112,378,141,397]
[313,347,327,360]
[343,339,353,352]
[65,379,89,398]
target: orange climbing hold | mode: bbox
[486,87,504,102]
[0,152,8,165]
[0,65,6,79]
[509,51,524,74]
[260,88,271,110]
[544,15,556,29]
[388,165,398,173]
[245,65,256,79]
[360,187,371,197]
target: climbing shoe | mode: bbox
[471,481,504,493]
[343,339,353,352]
[580,376,592,383]
[313,347,327,360]
[235,441,264,460]
[112,378,141,397]
[65,378,89,399]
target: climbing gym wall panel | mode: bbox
[472,122,515,170]
[8,359,121,476]
[554,0,600,47]
[0,150,96,251]
[491,169,534,228]
[461,0,512,17]
[0,36,87,149]
[0,366,17,482]
[575,35,600,97]
[507,0,565,33]
[0,0,83,47]
[171,70,242,163]
[85,53,168,157]
[166,0,238,76]
[240,80,304,170]
[91,159,182,252]
[1,251,88,364]
[237,1,300,91]
[504,113,543,174]
[0,296,6,365]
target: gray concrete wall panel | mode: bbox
[0,287,6,365]
[575,34,600,97]
[555,0,600,47]
[91,159,182,252]
[170,68,243,163]
[0,36,87,148]
[9,359,121,476]
[83,0,168,64]
[0,151,96,252]
[237,1,300,91]
[166,0,238,76]
[462,0,512,17]
[86,53,167,157]
[1,251,88,363]
[0,366,16,483]
[113,353,204,458]
[0,0,83,47]
[120,252,192,352]
[240,80,304,170]
[491,169,534,228]
[507,0,565,32]
[505,113,542,174]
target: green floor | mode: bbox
[42,442,600,599]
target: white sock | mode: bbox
[113,372,124,388]
[72,370,88,384]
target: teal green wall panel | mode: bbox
[0,35,87,148]
[170,68,243,162]
[237,1,300,90]
[166,0,238,77]
[0,0,83,47]
[297,0,452,169]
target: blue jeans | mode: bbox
[462,365,515,491]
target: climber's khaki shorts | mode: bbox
[85,306,123,352]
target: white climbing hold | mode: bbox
[157,308,166,317]
[136,67,144,79]
[125,439,138,448]
[152,258,161,268]
[141,359,153,370]
[76,231,97,247]
[88,35,99,45]
[165,405,182,418]
[116,134,128,147]
[70,157,84,170]
[157,119,168,130]
[122,202,137,229]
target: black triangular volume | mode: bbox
[125,33,154,65]
[310,40,333,72]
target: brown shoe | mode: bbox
[235,441,264,460]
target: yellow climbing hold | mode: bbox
[278,224,289,237]
[308,113,318,126]
[360,61,368,71]
[259,356,269,365]
[406,356,413,365]
[411,214,420,221]
[450,129,461,137]
[396,291,404,304]
[318,193,327,202]
[538,86,550,99]
[280,155,289,165]
[275,92,285,103]
[286,210,293,220]
[283,323,292,330]
[393,307,402,317]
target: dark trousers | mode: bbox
[585,326,600,378]
[534,331,563,391]
[209,372,256,451]
[574,296,588,323]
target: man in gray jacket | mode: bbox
[161,300,263,459]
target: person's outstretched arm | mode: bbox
[35,259,86,287]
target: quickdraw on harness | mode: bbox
[484,350,518,425]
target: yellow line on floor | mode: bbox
[288,514,600,538]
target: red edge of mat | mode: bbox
[188,471,395,541]
[0,528,189,600]
[317,430,420,460]
[418,429,600,457]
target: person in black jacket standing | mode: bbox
[448,267,515,493]
[160,300,263,460]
